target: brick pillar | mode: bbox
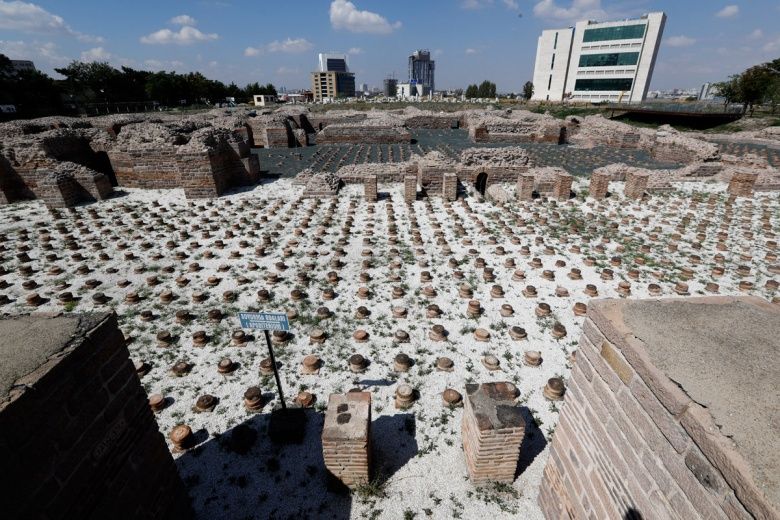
[553,171,573,200]
[404,175,417,203]
[516,173,535,201]
[589,171,611,199]
[442,172,458,201]
[624,170,649,200]
[462,382,525,485]
[0,312,191,519]
[727,171,758,197]
[364,174,378,202]
[322,392,371,488]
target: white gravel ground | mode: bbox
[0,177,777,520]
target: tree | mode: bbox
[522,81,534,101]
[714,76,741,110]
[477,80,496,98]
[465,84,478,99]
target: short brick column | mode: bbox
[322,392,372,488]
[727,171,758,197]
[589,170,611,199]
[404,175,417,203]
[364,174,378,202]
[624,170,649,199]
[462,382,525,485]
[553,171,573,200]
[442,172,458,201]
[516,173,535,201]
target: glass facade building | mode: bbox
[574,78,634,92]
[578,52,640,68]
[582,24,646,42]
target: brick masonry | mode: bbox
[589,170,611,199]
[538,297,780,520]
[364,174,378,202]
[727,171,758,197]
[624,170,650,200]
[322,392,372,488]
[462,382,525,485]
[553,171,573,201]
[0,312,190,519]
[404,175,417,203]
[442,172,458,201]
[516,173,535,201]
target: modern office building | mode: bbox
[409,50,435,93]
[383,77,398,97]
[311,52,356,101]
[531,12,666,103]
[318,53,349,73]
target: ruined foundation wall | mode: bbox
[539,298,779,520]
[0,313,190,520]
[317,125,411,144]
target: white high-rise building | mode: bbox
[531,12,666,103]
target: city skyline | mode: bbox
[1,0,779,92]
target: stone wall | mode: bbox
[404,175,417,203]
[516,173,535,201]
[589,170,611,199]
[538,297,780,520]
[364,174,377,202]
[727,171,758,197]
[0,312,190,519]
[625,170,650,200]
[317,125,411,144]
[442,172,458,201]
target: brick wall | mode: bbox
[553,171,573,201]
[317,126,411,144]
[727,171,758,198]
[516,173,535,201]
[404,175,417,203]
[442,172,458,201]
[538,298,779,520]
[624,171,649,200]
[322,392,372,488]
[0,312,190,519]
[364,174,377,202]
[589,171,611,199]
[462,382,525,485]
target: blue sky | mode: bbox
[1,0,779,92]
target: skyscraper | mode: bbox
[318,53,349,73]
[531,12,666,103]
[408,50,435,93]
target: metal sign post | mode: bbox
[239,312,290,409]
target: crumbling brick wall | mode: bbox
[0,312,190,519]
[539,297,780,520]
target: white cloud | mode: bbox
[465,48,478,55]
[266,37,312,53]
[140,26,218,45]
[0,39,68,65]
[763,37,780,53]
[716,5,739,18]
[747,29,763,40]
[666,35,696,47]
[170,14,197,26]
[503,0,520,10]
[461,0,493,8]
[0,1,103,43]
[244,37,313,57]
[80,46,111,62]
[276,66,300,75]
[329,0,401,34]
[348,47,363,55]
[532,0,608,22]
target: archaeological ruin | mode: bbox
[1,103,778,519]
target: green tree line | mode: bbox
[465,80,497,99]
[715,57,780,114]
[0,55,276,118]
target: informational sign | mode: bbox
[239,312,290,331]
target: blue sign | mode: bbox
[239,312,290,331]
